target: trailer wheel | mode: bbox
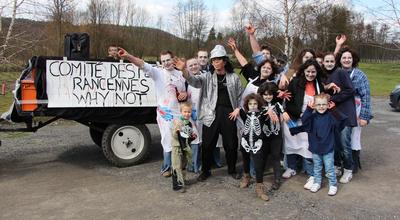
[89,128,103,147]
[102,124,151,167]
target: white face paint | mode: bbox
[302,52,314,64]
[304,65,317,82]
[323,54,336,71]
[260,62,272,79]
[160,54,174,71]
[248,99,259,112]
[186,58,200,75]
[340,51,353,70]
[108,46,118,58]
[197,51,208,67]
[314,97,328,114]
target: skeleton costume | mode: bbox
[240,109,266,154]
[262,101,285,137]
[171,116,196,191]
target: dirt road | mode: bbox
[0,97,399,219]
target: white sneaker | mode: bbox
[328,186,338,196]
[304,176,314,190]
[310,183,321,193]
[282,168,296,179]
[335,166,343,177]
[339,169,353,184]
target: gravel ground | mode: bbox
[0,97,399,220]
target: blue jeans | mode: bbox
[188,144,201,173]
[161,151,171,173]
[287,154,314,176]
[340,126,354,170]
[312,152,337,187]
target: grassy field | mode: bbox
[359,63,400,97]
[0,62,398,113]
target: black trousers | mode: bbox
[202,106,238,174]
[241,135,282,183]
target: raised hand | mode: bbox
[277,90,292,101]
[227,37,238,51]
[245,23,256,35]
[328,101,336,109]
[173,57,186,71]
[336,34,347,46]
[117,47,129,59]
[326,82,341,94]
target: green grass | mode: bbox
[359,63,400,97]
[0,72,20,114]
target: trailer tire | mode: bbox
[89,128,103,147]
[102,124,151,167]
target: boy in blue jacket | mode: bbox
[290,93,347,196]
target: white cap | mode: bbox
[210,45,227,59]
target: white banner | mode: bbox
[46,60,157,107]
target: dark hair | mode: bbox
[297,59,326,88]
[315,51,324,59]
[336,46,360,68]
[160,50,174,58]
[257,58,279,81]
[261,45,272,53]
[209,57,234,73]
[292,48,316,71]
[257,82,279,103]
[243,93,265,112]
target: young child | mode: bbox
[239,93,270,201]
[171,102,197,192]
[291,93,347,196]
[185,58,202,173]
[257,82,287,190]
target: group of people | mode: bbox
[115,23,372,201]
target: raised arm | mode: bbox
[118,47,144,68]
[245,24,261,54]
[334,34,346,57]
[227,37,248,67]
[174,58,204,88]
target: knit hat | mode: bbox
[210,45,227,59]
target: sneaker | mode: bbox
[310,183,321,193]
[339,169,353,184]
[328,186,337,196]
[335,166,343,177]
[197,171,211,182]
[162,170,172,178]
[304,176,314,190]
[282,168,297,179]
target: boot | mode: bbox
[352,150,362,174]
[255,183,269,201]
[239,173,251,188]
[272,178,282,190]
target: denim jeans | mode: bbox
[340,126,354,170]
[188,144,201,173]
[287,154,314,176]
[312,152,337,187]
[161,151,171,173]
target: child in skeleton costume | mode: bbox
[239,93,271,201]
[171,102,197,192]
[257,82,287,190]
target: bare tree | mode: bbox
[45,0,75,55]
[0,0,24,62]
[171,0,208,50]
